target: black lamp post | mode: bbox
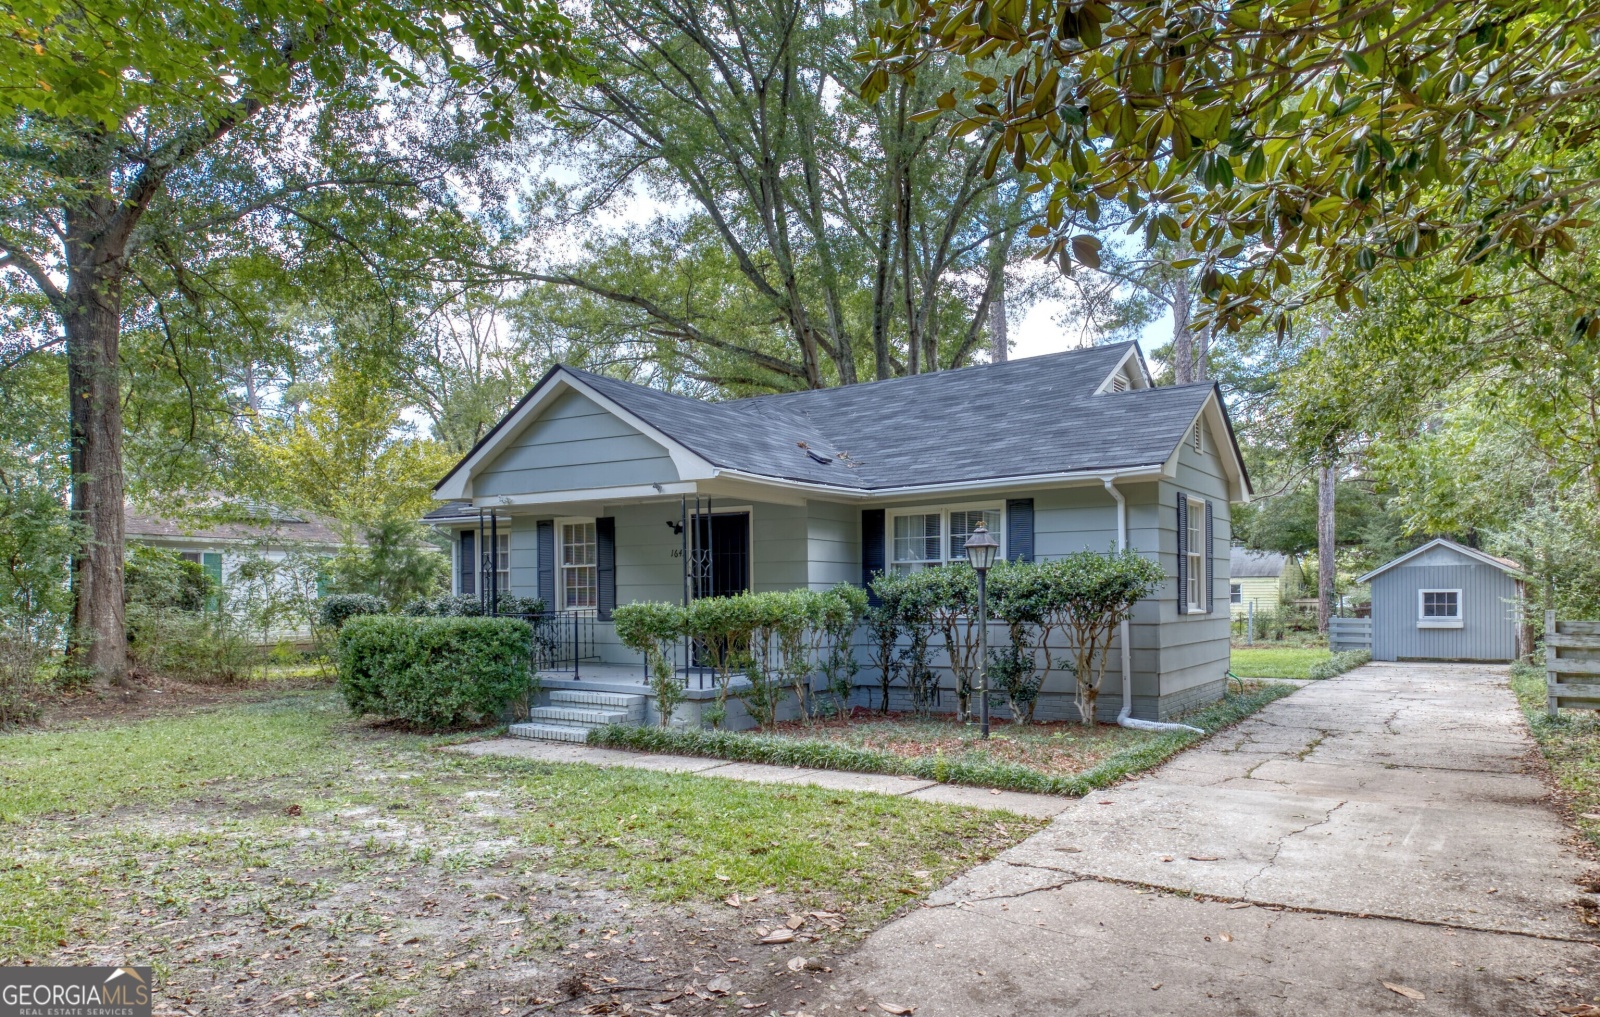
[964,522,1000,739]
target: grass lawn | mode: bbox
[1230,645,1332,679]
[1510,661,1600,852]
[594,681,1300,795]
[1,691,1038,1014]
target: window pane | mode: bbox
[563,522,596,566]
[949,509,1002,561]
[892,513,941,566]
[1422,591,1458,617]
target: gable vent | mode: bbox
[1192,420,1204,452]
[1110,374,1129,393]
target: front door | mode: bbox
[692,511,750,598]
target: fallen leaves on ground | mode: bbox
[1382,981,1426,1001]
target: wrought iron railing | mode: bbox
[508,611,598,677]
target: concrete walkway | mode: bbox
[449,737,1074,819]
[804,663,1600,1016]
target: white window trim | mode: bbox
[1229,582,1242,604]
[1185,496,1206,614]
[494,531,511,592]
[556,516,599,614]
[887,502,1006,573]
[1417,588,1464,629]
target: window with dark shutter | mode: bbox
[1175,493,1188,612]
[536,520,554,609]
[596,517,616,620]
[861,509,885,604]
[1005,499,1034,562]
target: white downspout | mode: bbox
[1103,478,1205,735]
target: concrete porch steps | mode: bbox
[512,689,648,743]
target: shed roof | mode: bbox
[1356,538,1525,584]
[435,341,1251,498]
[1231,547,1289,578]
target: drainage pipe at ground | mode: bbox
[1102,477,1205,735]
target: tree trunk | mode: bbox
[63,212,128,683]
[1195,321,1210,382]
[1317,461,1337,633]
[1172,270,1194,384]
[989,278,1008,363]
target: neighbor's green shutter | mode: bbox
[203,552,223,611]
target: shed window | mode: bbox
[559,520,598,612]
[1417,588,1463,628]
[1185,498,1206,613]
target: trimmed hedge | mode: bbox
[337,615,534,729]
[590,681,1301,796]
[1306,648,1371,680]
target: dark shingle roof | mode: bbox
[1231,548,1289,578]
[436,341,1244,495]
[563,342,1224,490]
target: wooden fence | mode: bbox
[1545,611,1600,715]
[1328,616,1373,653]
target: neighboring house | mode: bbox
[427,341,1251,729]
[1228,547,1302,617]
[1357,538,1527,663]
[124,504,351,645]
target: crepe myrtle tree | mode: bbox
[612,601,688,727]
[0,0,583,683]
[1046,551,1165,726]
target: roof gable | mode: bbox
[1356,538,1525,584]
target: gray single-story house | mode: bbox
[426,341,1250,733]
[1357,538,1527,663]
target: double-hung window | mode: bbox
[559,520,598,611]
[1230,583,1242,604]
[494,531,510,593]
[1185,497,1206,613]
[889,506,1003,573]
[1418,589,1462,628]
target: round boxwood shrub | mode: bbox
[317,593,386,630]
[337,615,535,729]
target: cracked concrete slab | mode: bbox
[815,880,1598,1016]
[801,663,1600,1015]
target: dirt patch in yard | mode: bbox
[3,693,1034,1016]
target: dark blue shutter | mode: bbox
[861,509,885,604]
[1005,499,1034,562]
[596,517,616,620]
[459,531,476,597]
[536,520,555,610]
[1204,500,1215,614]
[1175,493,1188,612]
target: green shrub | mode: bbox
[337,615,534,729]
[317,593,386,630]
[613,601,689,727]
[1306,648,1371,680]
[126,608,257,685]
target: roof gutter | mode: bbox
[709,464,1169,502]
[1104,477,1204,735]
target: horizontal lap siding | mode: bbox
[475,389,679,497]
[806,499,859,590]
[510,519,538,597]
[1230,576,1281,614]
[752,502,808,592]
[1154,419,1232,704]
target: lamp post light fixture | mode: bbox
[964,521,1001,739]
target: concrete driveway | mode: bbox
[805,663,1599,1016]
